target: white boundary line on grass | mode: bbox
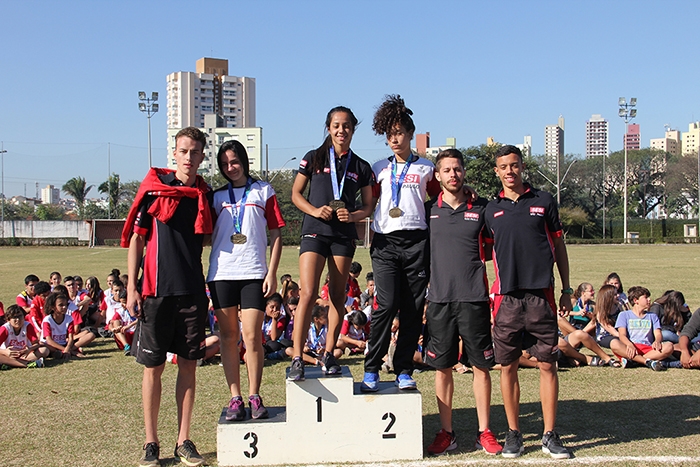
[302,456,700,466]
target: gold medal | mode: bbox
[329,200,345,211]
[389,207,403,218]
[231,233,247,244]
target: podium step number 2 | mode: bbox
[217,366,423,466]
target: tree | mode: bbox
[99,173,125,219]
[62,176,94,220]
[559,206,594,238]
[666,154,698,218]
[35,203,65,220]
[120,180,142,210]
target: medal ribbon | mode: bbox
[227,178,253,234]
[390,154,413,208]
[329,146,352,202]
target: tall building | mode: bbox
[166,57,256,130]
[624,123,640,151]
[585,114,608,158]
[650,128,681,156]
[682,122,700,155]
[516,135,532,158]
[167,114,263,178]
[166,58,259,179]
[544,116,564,171]
[41,185,60,205]
[412,133,456,158]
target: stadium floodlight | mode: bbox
[138,91,159,168]
[618,97,638,244]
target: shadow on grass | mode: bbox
[424,394,700,455]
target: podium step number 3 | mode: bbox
[217,366,423,466]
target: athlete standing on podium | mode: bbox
[287,106,375,381]
[207,140,285,422]
[361,95,442,392]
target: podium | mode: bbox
[217,366,423,466]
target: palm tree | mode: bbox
[62,176,94,219]
[99,173,124,219]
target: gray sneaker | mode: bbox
[287,357,305,381]
[225,396,246,421]
[321,352,341,375]
[542,430,571,459]
[139,442,160,467]
[501,429,524,458]
[174,439,204,467]
[249,394,269,420]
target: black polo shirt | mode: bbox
[297,148,374,239]
[133,172,206,297]
[484,184,563,295]
[426,193,490,303]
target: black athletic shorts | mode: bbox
[424,301,495,370]
[133,293,209,367]
[299,233,355,258]
[492,288,559,365]
[208,279,265,311]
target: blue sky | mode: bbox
[1,0,698,198]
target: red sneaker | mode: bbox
[476,428,503,455]
[428,429,457,455]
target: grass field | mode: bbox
[2,245,700,467]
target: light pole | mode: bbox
[268,157,298,184]
[618,97,637,243]
[1,142,6,238]
[138,91,159,168]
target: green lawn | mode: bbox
[2,245,700,467]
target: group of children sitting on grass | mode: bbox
[3,266,700,373]
[0,269,138,368]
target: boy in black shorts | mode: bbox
[484,145,572,459]
[122,127,212,467]
[423,149,502,456]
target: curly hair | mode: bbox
[372,94,415,136]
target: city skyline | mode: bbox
[2,1,700,199]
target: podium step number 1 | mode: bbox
[217,366,423,466]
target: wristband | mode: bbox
[561,288,574,295]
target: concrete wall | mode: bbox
[1,220,91,241]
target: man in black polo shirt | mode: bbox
[423,149,502,456]
[484,145,572,459]
[123,127,212,467]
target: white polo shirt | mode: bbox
[371,155,439,234]
[207,180,285,282]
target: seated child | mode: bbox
[568,282,596,333]
[53,285,96,351]
[337,310,368,355]
[680,307,700,369]
[0,305,49,368]
[285,304,341,364]
[27,281,51,334]
[17,274,39,314]
[41,293,83,360]
[262,294,292,359]
[615,286,674,370]
[359,272,375,311]
[167,334,221,366]
[108,289,137,355]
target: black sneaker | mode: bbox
[542,430,571,459]
[646,359,666,371]
[174,439,204,467]
[321,352,341,375]
[139,442,160,467]
[501,429,524,458]
[287,357,305,381]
